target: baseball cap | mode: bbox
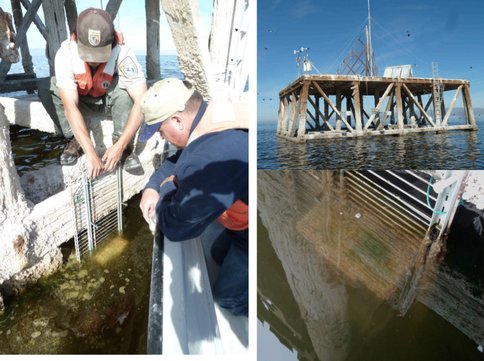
[76,8,114,63]
[138,78,195,142]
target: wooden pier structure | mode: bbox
[277,74,477,142]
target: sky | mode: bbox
[0,0,212,54]
[258,0,484,122]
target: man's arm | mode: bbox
[59,87,104,178]
[102,81,147,172]
[139,150,181,224]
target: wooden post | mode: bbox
[395,83,404,130]
[352,81,362,132]
[281,95,289,135]
[19,0,47,39]
[145,0,160,81]
[43,0,68,75]
[0,0,41,80]
[297,81,309,140]
[64,0,77,34]
[315,96,320,130]
[10,0,34,83]
[462,84,477,127]
[161,0,214,99]
[105,0,122,19]
[287,92,297,137]
[336,91,342,131]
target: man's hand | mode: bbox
[102,142,125,173]
[86,153,105,179]
[140,188,160,225]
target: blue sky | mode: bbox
[258,0,484,122]
[0,0,212,54]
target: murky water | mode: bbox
[257,117,484,169]
[1,127,154,354]
[258,170,483,361]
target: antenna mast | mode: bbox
[367,0,374,76]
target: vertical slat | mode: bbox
[145,0,160,80]
[43,0,68,75]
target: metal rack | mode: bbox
[72,167,124,261]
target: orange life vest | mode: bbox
[70,32,123,97]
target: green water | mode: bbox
[1,126,154,354]
[0,195,153,354]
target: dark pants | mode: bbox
[211,228,248,317]
[37,75,133,139]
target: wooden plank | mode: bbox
[105,0,123,20]
[364,83,393,130]
[462,84,477,127]
[287,91,298,137]
[312,81,354,132]
[19,0,46,39]
[308,96,334,131]
[43,0,67,75]
[441,85,462,126]
[0,0,41,80]
[63,0,77,34]
[402,83,436,127]
[296,81,309,138]
[11,0,34,82]
[0,76,46,93]
[395,84,404,129]
[352,81,362,131]
[145,0,161,80]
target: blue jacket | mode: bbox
[145,129,248,241]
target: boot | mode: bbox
[59,137,83,166]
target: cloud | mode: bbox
[292,0,318,19]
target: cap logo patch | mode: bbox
[88,29,101,46]
[101,80,110,89]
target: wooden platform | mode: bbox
[277,74,477,142]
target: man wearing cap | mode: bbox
[139,78,249,316]
[39,8,146,178]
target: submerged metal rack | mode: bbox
[343,170,467,239]
[72,167,124,261]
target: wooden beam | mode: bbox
[105,0,123,20]
[402,83,436,127]
[19,0,46,39]
[364,83,394,130]
[312,81,353,132]
[287,92,297,136]
[43,0,68,75]
[297,81,309,138]
[308,96,334,131]
[352,81,362,131]
[380,91,394,129]
[0,0,41,80]
[11,0,35,81]
[145,0,160,80]
[64,0,77,34]
[442,85,462,126]
[0,76,47,93]
[462,84,477,127]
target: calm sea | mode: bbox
[7,53,181,83]
[258,118,484,169]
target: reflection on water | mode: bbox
[257,118,484,169]
[0,195,153,354]
[258,171,483,361]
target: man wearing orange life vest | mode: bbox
[38,8,147,178]
[138,78,249,316]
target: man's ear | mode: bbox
[172,114,184,130]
